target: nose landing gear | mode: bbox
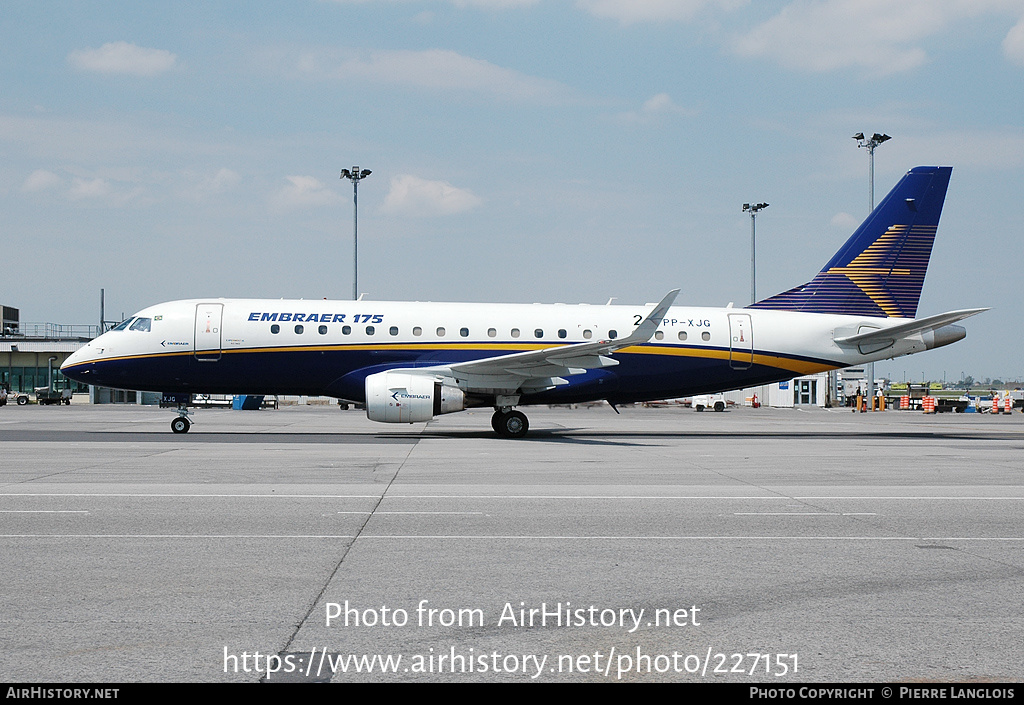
[162,394,193,434]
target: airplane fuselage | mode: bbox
[59,167,980,437]
[62,297,944,406]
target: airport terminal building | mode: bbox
[1,306,94,395]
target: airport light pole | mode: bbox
[853,132,891,212]
[742,202,769,304]
[340,166,372,300]
[6,344,15,392]
[853,132,891,409]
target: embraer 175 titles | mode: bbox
[61,166,985,437]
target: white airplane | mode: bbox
[61,166,984,437]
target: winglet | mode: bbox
[617,289,680,346]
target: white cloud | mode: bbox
[199,168,241,194]
[1004,17,1024,65]
[271,175,342,210]
[296,48,570,102]
[614,92,696,123]
[732,1,1024,75]
[382,174,482,216]
[68,42,177,76]
[22,169,63,193]
[830,212,859,229]
[69,177,113,199]
[575,0,740,24]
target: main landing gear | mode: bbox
[491,408,529,438]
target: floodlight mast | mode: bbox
[852,132,891,409]
[742,202,769,304]
[853,133,891,211]
[340,166,372,300]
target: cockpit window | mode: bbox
[111,318,133,331]
[129,317,152,332]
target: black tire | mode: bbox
[495,410,529,438]
[17,395,28,405]
[695,405,704,412]
[171,417,190,434]
[714,401,725,412]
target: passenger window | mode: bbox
[319,325,327,335]
[609,330,617,339]
[436,327,446,337]
[654,331,664,340]
[271,324,280,334]
[678,331,687,341]
[583,329,592,339]
[129,318,151,332]
[390,326,399,336]
[534,329,544,338]
[413,327,422,336]
[342,325,351,335]
[487,328,496,338]
[702,331,711,341]
[511,328,520,338]
[460,327,469,337]
[557,329,567,339]
[366,326,375,335]
[294,324,304,334]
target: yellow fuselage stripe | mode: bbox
[70,342,836,378]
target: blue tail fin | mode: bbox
[748,166,952,318]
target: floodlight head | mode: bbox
[360,169,372,178]
[872,133,891,144]
[853,132,865,140]
[340,169,351,179]
[743,203,750,211]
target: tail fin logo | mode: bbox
[749,167,950,319]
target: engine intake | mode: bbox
[365,371,465,423]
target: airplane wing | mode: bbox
[834,308,988,346]
[397,289,679,394]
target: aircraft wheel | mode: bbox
[495,410,529,438]
[171,417,191,434]
[491,410,504,434]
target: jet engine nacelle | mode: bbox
[365,371,465,423]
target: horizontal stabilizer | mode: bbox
[834,308,988,346]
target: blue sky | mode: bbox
[3,0,1023,382]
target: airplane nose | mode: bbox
[62,346,90,371]
[61,350,79,371]
[61,342,101,382]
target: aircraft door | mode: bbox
[194,303,224,362]
[728,313,753,369]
